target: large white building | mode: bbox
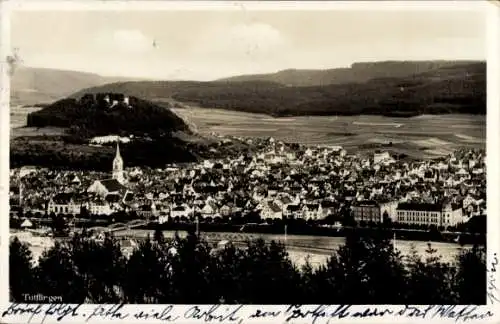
[396,202,464,227]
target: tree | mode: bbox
[169,231,216,303]
[122,237,172,303]
[210,243,245,303]
[35,241,87,303]
[405,243,457,304]
[50,214,69,237]
[10,238,35,302]
[12,226,485,304]
[316,229,407,304]
[455,245,486,304]
[153,225,165,244]
[235,239,302,304]
[70,234,126,303]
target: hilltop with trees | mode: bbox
[11,93,204,170]
[26,93,190,138]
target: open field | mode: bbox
[172,107,485,158]
[10,106,485,159]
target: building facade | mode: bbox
[396,202,464,227]
[352,200,381,223]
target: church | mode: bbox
[87,142,128,197]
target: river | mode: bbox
[18,230,474,268]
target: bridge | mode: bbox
[90,219,153,234]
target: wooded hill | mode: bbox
[72,61,486,117]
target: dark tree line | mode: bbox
[171,66,485,117]
[10,135,199,171]
[10,228,486,304]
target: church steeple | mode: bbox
[116,141,121,159]
[112,141,125,184]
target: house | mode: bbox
[47,193,83,216]
[137,203,155,218]
[285,204,301,219]
[374,152,391,164]
[87,179,126,197]
[19,166,37,178]
[201,201,219,218]
[20,219,33,229]
[274,195,294,209]
[379,200,399,222]
[462,194,484,209]
[105,193,123,212]
[441,203,464,227]
[321,200,337,218]
[70,175,81,185]
[423,170,437,182]
[351,200,381,223]
[301,203,323,220]
[261,201,283,219]
[88,201,114,216]
[171,205,192,218]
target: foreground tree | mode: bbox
[9,238,35,302]
[455,244,486,304]
[170,231,216,303]
[235,239,302,304]
[122,237,173,303]
[405,243,457,304]
[13,228,486,304]
[36,241,86,303]
[70,234,126,303]
[315,229,407,304]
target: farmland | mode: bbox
[172,107,485,159]
[11,106,485,160]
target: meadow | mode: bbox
[172,107,485,159]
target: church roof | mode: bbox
[100,179,126,192]
[105,193,122,203]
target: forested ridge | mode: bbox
[72,62,486,117]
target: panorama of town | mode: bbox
[10,135,486,241]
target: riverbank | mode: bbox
[136,221,486,246]
[12,216,486,246]
[12,227,475,268]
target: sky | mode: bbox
[11,9,487,81]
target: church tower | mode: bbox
[112,142,125,184]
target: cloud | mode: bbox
[197,22,288,60]
[94,29,153,55]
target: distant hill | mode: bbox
[73,61,486,117]
[216,60,482,87]
[10,67,143,106]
